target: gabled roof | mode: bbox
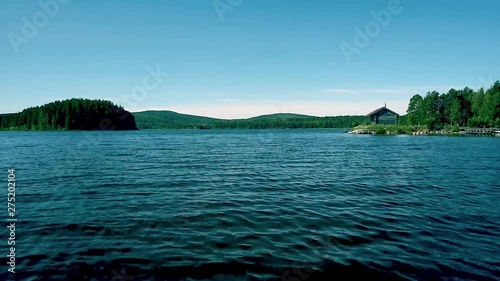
[366,106,399,117]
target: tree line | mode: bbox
[405,81,500,129]
[0,98,137,130]
[133,112,370,130]
[208,116,370,129]
[2,81,498,131]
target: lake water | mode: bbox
[0,130,499,281]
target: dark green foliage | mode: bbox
[406,81,500,129]
[132,110,221,129]
[0,98,137,131]
[134,111,370,130]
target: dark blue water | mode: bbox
[0,130,499,281]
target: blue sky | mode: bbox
[1,0,499,118]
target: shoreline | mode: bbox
[349,125,500,137]
[1,126,499,137]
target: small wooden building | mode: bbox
[367,105,399,125]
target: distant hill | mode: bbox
[133,110,222,129]
[247,113,315,120]
[0,103,369,131]
[133,110,369,129]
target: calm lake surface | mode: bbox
[0,130,499,281]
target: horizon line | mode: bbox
[131,109,373,120]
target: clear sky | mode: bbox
[1,0,499,118]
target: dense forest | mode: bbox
[404,81,500,129]
[133,111,370,130]
[0,98,138,130]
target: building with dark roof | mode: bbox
[366,105,399,125]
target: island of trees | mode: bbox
[0,99,138,130]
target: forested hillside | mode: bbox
[405,81,500,129]
[0,99,138,130]
[133,111,369,129]
[132,110,222,129]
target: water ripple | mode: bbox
[0,130,498,280]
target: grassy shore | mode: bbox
[352,124,456,135]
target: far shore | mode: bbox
[1,126,499,137]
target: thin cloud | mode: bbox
[323,85,466,96]
[323,88,357,94]
[219,98,253,103]
[201,92,226,98]
[363,88,407,94]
